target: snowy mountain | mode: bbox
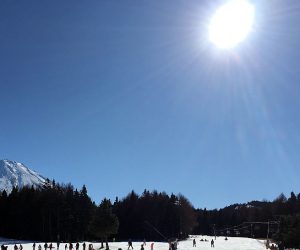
[0,159,46,193]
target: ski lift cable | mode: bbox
[216,223,244,232]
[216,223,249,233]
[216,220,280,234]
[144,221,168,241]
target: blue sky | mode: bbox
[1,0,300,209]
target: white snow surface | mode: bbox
[1,236,267,250]
[0,159,46,193]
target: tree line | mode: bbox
[0,181,299,248]
[0,182,196,243]
[113,190,197,240]
[0,180,118,245]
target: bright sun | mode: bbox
[209,0,255,49]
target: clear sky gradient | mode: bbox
[1,0,300,209]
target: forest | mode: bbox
[193,192,300,248]
[0,180,299,248]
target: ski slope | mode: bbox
[1,236,266,250]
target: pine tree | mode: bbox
[90,199,119,249]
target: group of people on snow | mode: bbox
[14,244,23,250]
[193,237,230,248]
[193,238,213,247]
[266,240,284,250]
[127,239,154,250]
[31,242,93,250]
[1,243,94,250]
[168,239,178,250]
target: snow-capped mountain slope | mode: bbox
[0,159,46,193]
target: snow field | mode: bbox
[1,236,266,250]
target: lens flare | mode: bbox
[209,0,255,49]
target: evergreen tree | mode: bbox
[90,199,119,249]
[274,215,300,248]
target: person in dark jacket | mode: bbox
[128,239,133,250]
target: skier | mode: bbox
[44,243,48,250]
[69,243,73,250]
[210,239,214,248]
[266,239,270,248]
[14,245,18,250]
[49,243,53,250]
[278,241,284,250]
[128,239,133,250]
[20,245,23,250]
[150,243,154,250]
[171,242,175,250]
[82,243,86,250]
[193,239,196,247]
[65,245,67,250]
[33,243,36,250]
[174,240,178,250]
[57,242,60,250]
[76,243,79,250]
[140,245,144,250]
[38,245,42,250]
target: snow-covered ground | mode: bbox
[1,236,267,250]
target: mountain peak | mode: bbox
[0,159,46,193]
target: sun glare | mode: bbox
[209,0,255,49]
